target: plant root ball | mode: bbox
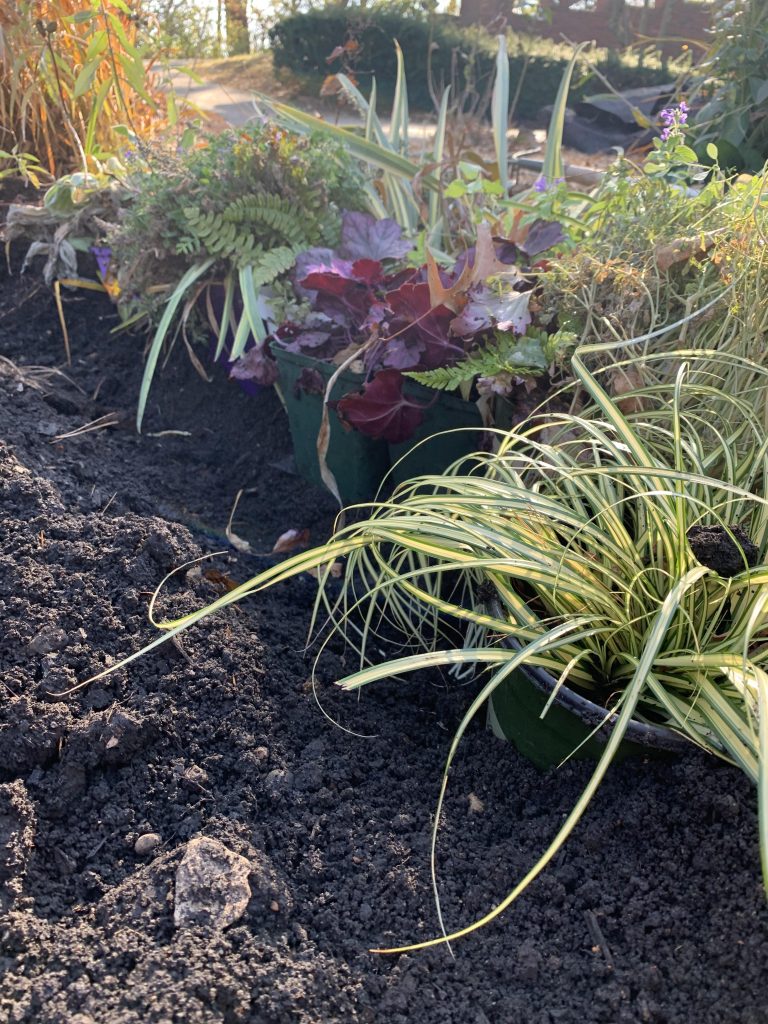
[686,525,759,578]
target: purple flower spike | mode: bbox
[533,177,548,193]
[90,245,112,280]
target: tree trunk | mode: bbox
[225,0,249,55]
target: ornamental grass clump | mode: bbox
[0,0,168,177]
[541,161,768,409]
[80,346,768,951]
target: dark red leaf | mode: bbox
[334,369,427,443]
[386,282,462,369]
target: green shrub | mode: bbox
[690,0,768,170]
[269,5,678,119]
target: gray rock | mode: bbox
[173,836,251,930]
[134,833,161,856]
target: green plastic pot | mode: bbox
[272,345,390,505]
[489,638,689,770]
[274,349,501,500]
[388,380,486,483]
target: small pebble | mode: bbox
[134,832,161,856]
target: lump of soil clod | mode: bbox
[686,524,759,578]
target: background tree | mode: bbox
[226,0,250,54]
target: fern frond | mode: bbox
[250,246,301,287]
[406,332,552,392]
[223,193,308,247]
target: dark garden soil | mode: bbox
[1,236,768,1024]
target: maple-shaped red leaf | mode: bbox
[333,369,428,444]
[385,282,460,369]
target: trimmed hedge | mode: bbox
[269,6,679,120]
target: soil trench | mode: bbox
[1,246,768,1024]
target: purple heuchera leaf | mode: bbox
[380,336,425,370]
[294,247,335,299]
[299,258,385,331]
[333,369,427,443]
[520,219,565,257]
[291,331,332,350]
[300,257,358,294]
[339,211,414,262]
[230,345,278,388]
[386,282,462,369]
[495,291,533,333]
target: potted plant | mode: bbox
[246,210,573,502]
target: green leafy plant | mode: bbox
[262,38,585,254]
[107,124,367,429]
[406,328,575,392]
[539,157,768,413]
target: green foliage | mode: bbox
[107,122,367,430]
[177,195,310,267]
[0,0,169,177]
[407,329,572,392]
[269,5,680,118]
[690,0,768,170]
[111,124,365,317]
[540,161,768,400]
[139,0,224,58]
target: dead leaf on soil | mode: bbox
[306,561,343,580]
[272,528,311,554]
[203,568,239,593]
[225,527,251,553]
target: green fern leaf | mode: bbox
[406,332,552,392]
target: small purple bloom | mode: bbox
[533,176,565,194]
[658,102,689,138]
[90,245,112,280]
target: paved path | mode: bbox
[165,67,442,145]
[167,69,259,126]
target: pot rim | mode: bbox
[493,606,690,754]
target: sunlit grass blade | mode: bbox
[492,34,509,192]
[136,258,214,432]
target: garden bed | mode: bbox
[1,268,768,1024]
